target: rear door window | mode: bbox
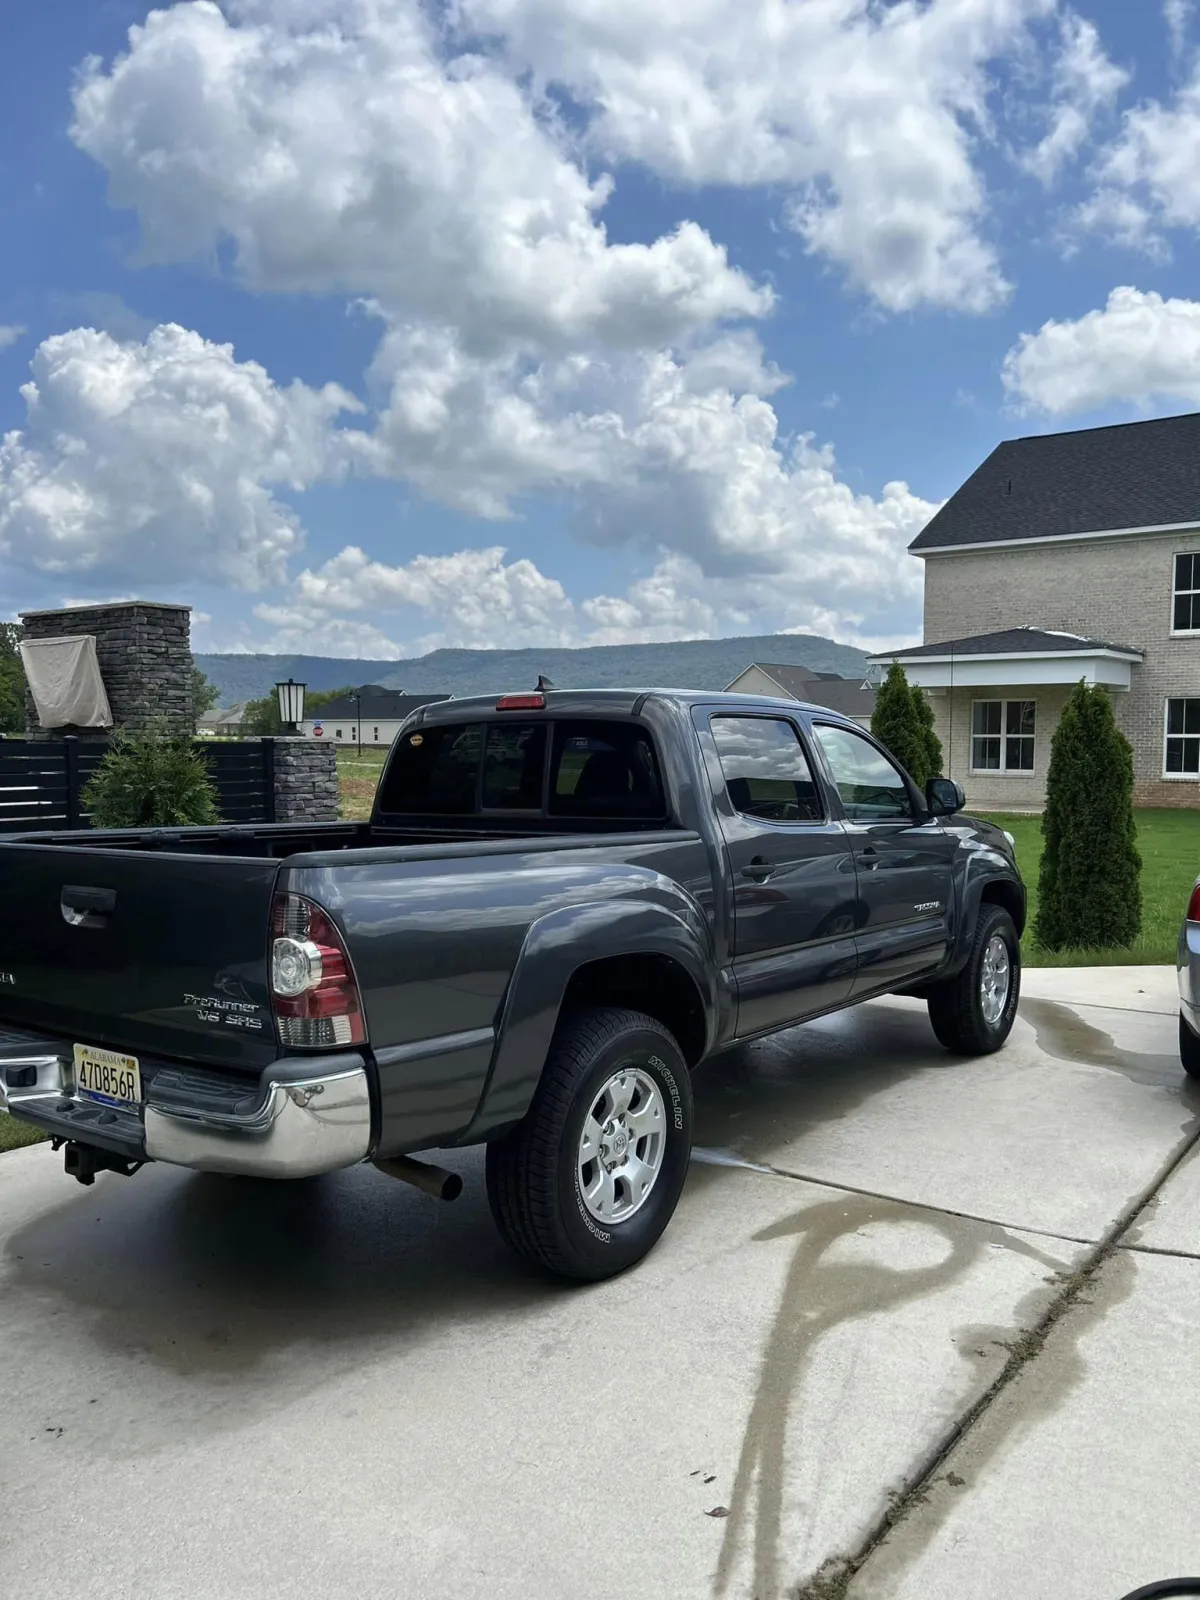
[711,715,824,822]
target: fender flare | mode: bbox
[460,897,716,1142]
[946,861,1027,974]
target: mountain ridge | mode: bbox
[195,632,870,705]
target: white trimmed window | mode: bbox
[971,700,1036,773]
[1173,553,1200,634]
[1165,699,1200,776]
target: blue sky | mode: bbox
[2,0,1199,658]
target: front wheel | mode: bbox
[927,904,1021,1055]
[485,1006,693,1282]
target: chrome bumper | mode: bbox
[0,1032,371,1179]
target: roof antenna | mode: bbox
[536,674,555,692]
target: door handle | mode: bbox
[61,885,116,928]
[859,846,880,870]
[741,857,775,882]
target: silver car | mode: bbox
[1179,876,1200,1080]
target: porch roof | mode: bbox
[868,628,1144,689]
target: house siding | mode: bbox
[727,666,794,699]
[923,532,1200,806]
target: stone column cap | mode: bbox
[19,600,192,618]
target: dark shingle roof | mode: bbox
[875,628,1143,661]
[911,411,1200,552]
[311,689,449,721]
[747,662,875,715]
[800,680,876,717]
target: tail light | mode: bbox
[496,694,544,710]
[270,892,366,1049]
[1188,883,1200,924]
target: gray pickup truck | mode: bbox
[0,689,1025,1279]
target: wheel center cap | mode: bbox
[611,1129,629,1159]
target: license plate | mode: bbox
[74,1044,142,1108]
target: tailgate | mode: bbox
[0,843,281,1071]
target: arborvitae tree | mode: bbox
[913,684,943,780]
[871,662,932,786]
[83,724,221,828]
[1036,680,1142,951]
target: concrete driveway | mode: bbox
[1,968,1195,1600]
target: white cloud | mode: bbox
[1002,286,1200,414]
[59,0,955,651]
[257,385,937,656]
[1020,12,1128,186]
[0,323,362,589]
[71,0,1071,322]
[362,328,935,597]
[1088,55,1200,242]
[71,0,767,355]
[462,0,1062,314]
[0,325,25,350]
[1166,0,1193,59]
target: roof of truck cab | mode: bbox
[412,688,860,722]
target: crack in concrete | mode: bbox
[711,1194,1067,1600]
[788,1114,1200,1600]
[1119,1241,1200,1261]
[692,1147,1094,1248]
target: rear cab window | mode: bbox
[377,716,667,823]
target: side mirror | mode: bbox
[925,776,966,817]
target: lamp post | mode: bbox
[353,690,362,756]
[275,678,306,736]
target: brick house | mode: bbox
[868,411,1200,808]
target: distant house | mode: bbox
[868,410,1200,809]
[198,702,247,736]
[303,686,450,746]
[724,662,875,726]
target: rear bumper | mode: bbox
[0,1029,371,1179]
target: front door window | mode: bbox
[813,725,912,821]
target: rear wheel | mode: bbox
[1180,1013,1200,1081]
[485,1006,693,1281]
[927,904,1021,1055]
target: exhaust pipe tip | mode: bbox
[373,1154,463,1202]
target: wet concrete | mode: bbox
[848,1248,1200,1600]
[0,973,1190,1599]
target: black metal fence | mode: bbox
[0,737,277,833]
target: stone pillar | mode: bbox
[19,601,193,738]
[271,738,340,822]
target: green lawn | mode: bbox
[0,1111,47,1152]
[335,744,389,821]
[983,809,1197,968]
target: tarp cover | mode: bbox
[19,635,113,729]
